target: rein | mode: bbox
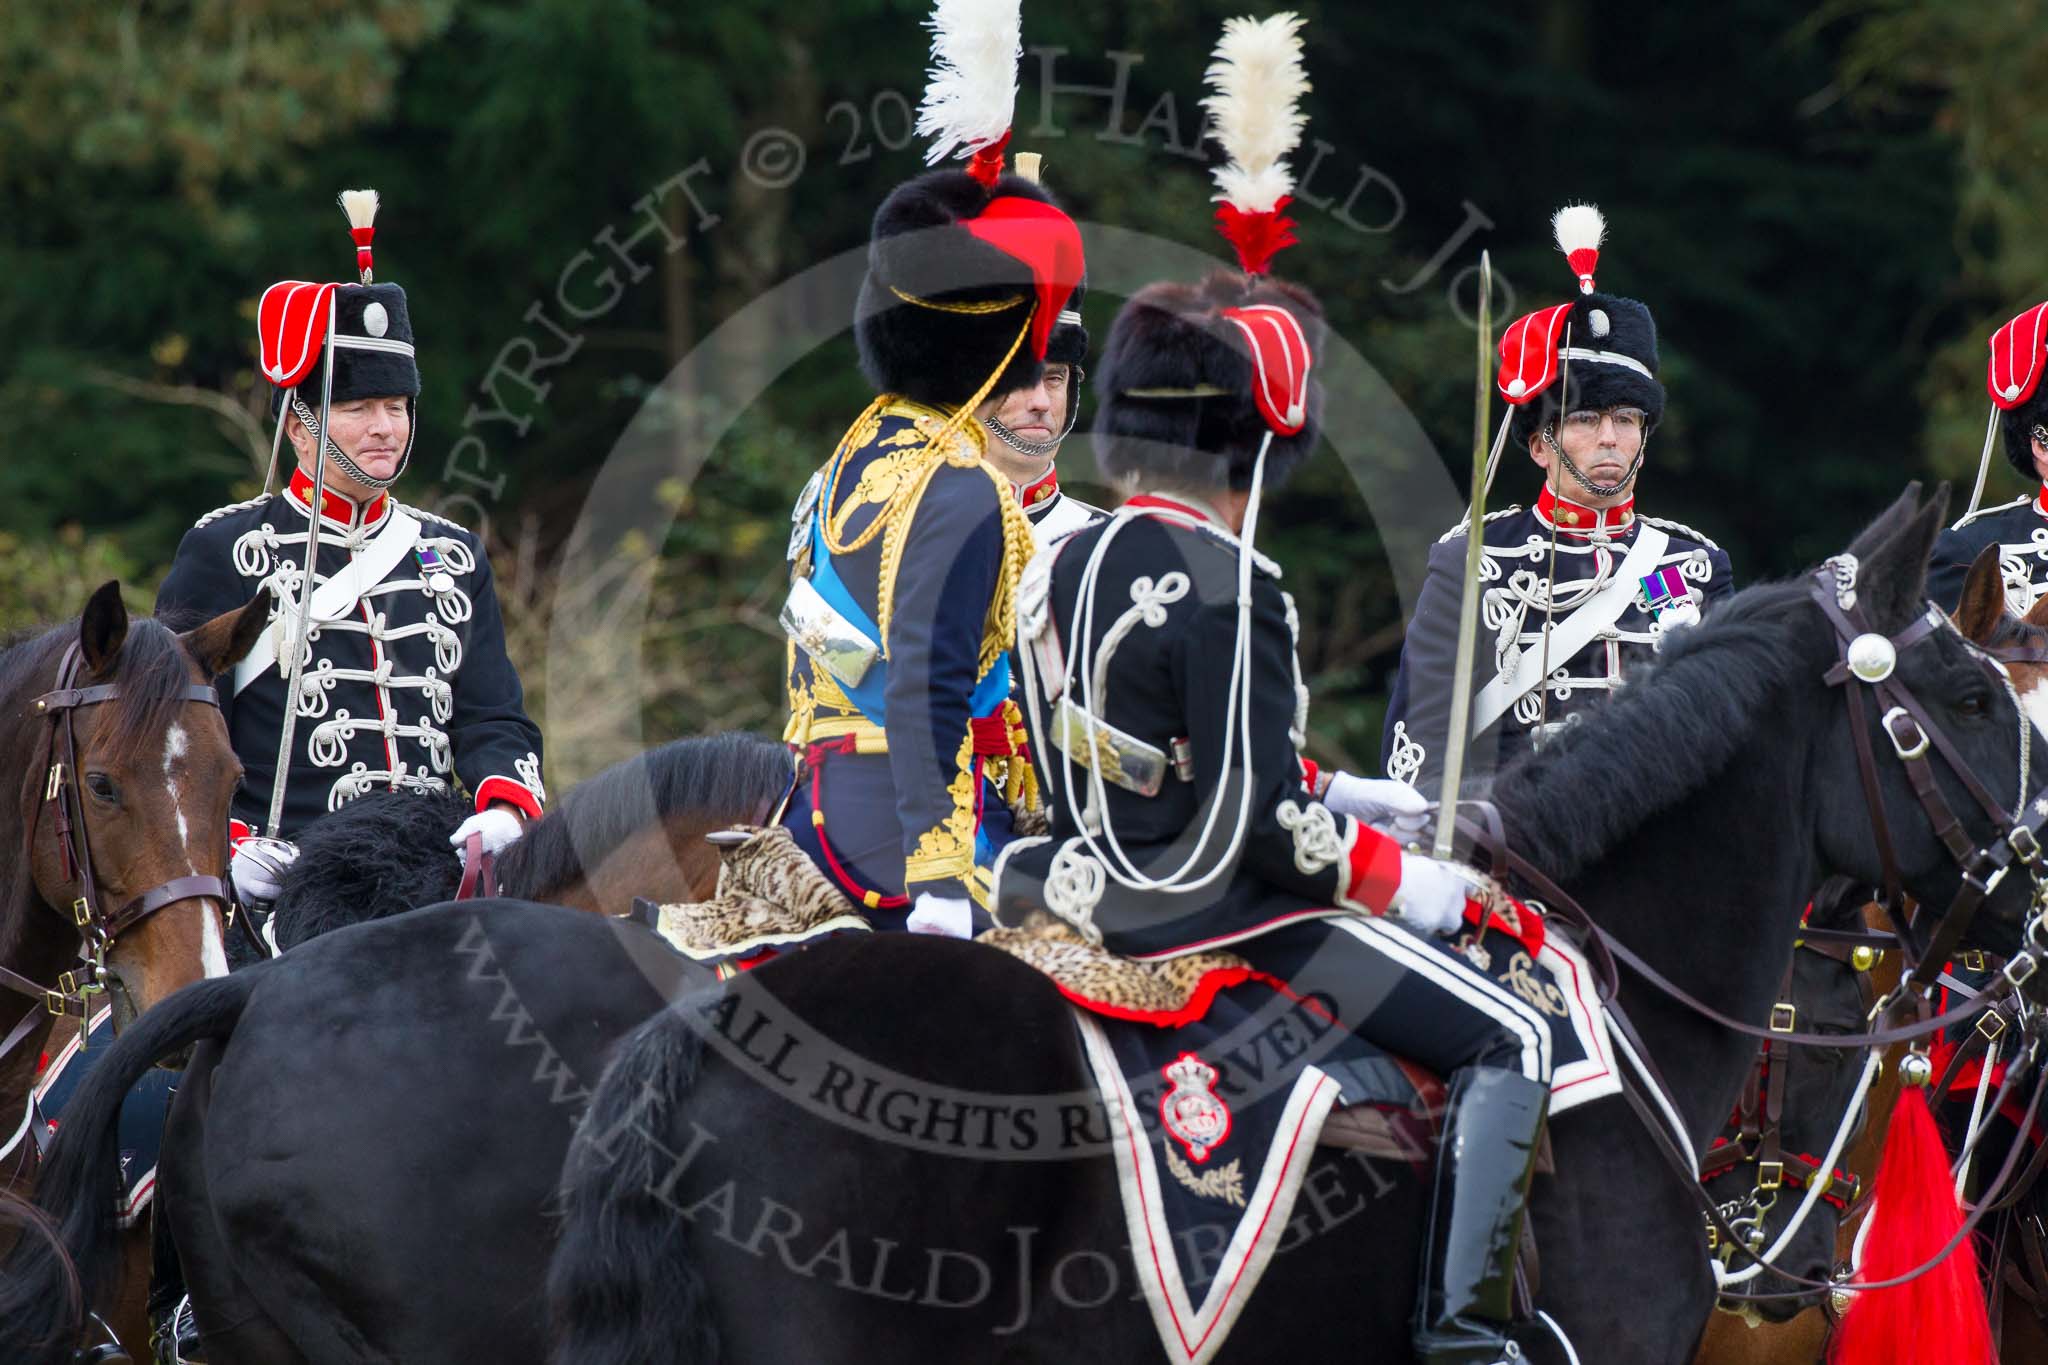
[1446,556,2048,1303]
[0,641,227,1066]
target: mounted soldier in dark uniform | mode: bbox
[777,147,1085,938]
[147,189,544,1362]
[1930,302,2048,613]
[997,50,1549,1348]
[1383,207,1734,796]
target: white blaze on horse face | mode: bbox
[200,905,229,979]
[164,722,195,873]
[2021,671,2048,740]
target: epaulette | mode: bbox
[399,501,473,535]
[1948,494,2031,533]
[190,495,271,530]
[1435,506,1523,545]
[1641,514,1724,552]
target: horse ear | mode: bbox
[1844,483,1921,565]
[1858,483,1951,631]
[180,591,270,680]
[78,580,129,676]
[1952,545,2007,644]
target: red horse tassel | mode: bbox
[1830,1086,1993,1365]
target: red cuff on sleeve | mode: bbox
[1299,757,1320,795]
[475,775,543,821]
[1339,823,1403,914]
[229,818,252,848]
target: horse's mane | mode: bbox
[1489,577,1818,882]
[497,731,791,898]
[0,615,198,960]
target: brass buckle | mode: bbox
[44,762,63,802]
[1962,949,1988,972]
[2003,951,2039,989]
[1758,1160,1784,1192]
[55,969,81,997]
[1978,1009,2009,1043]
[1770,1003,1797,1033]
[71,897,91,927]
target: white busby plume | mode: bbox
[1202,12,1311,274]
[338,188,381,285]
[915,0,1022,187]
[1552,202,1605,295]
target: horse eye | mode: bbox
[1957,693,1990,718]
[86,772,119,803]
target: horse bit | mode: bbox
[0,641,229,1069]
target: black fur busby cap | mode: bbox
[855,169,1080,411]
[1092,270,1326,494]
[1506,290,1665,451]
[268,283,420,417]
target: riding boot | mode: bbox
[147,1205,204,1365]
[1413,1066,1549,1365]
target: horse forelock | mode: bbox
[1491,577,1820,882]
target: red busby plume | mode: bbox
[1552,203,1604,295]
[338,188,379,285]
[1829,1086,1993,1365]
[915,0,1021,189]
[1202,13,1310,275]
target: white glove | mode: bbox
[906,894,975,939]
[1390,853,1481,937]
[449,806,526,857]
[230,837,298,906]
[1323,772,1431,839]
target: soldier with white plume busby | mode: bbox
[995,16,1552,1361]
[775,0,1085,936]
[1382,206,1735,793]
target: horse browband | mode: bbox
[0,640,226,1058]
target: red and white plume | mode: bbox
[1553,203,1604,295]
[915,0,1022,189]
[1202,12,1310,275]
[338,188,380,285]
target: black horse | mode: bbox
[0,488,2038,1364]
[542,486,2045,1364]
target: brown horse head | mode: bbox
[12,582,265,1028]
[1953,544,2048,736]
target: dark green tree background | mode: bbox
[1,0,2032,782]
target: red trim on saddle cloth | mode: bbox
[1461,892,1546,958]
[1343,827,1403,914]
[474,775,543,821]
[1051,967,1317,1030]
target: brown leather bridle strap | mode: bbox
[9,639,226,1055]
[454,832,498,901]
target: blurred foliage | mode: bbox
[0,0,2027,781]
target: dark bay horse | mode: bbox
[3,487,2041,1364]
[542,486,2048,1364]
[0,582,263,1359]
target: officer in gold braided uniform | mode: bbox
[780,165,1084,936]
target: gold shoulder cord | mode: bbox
[874,307,1038,656]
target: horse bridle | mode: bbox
[0,641,228,1065]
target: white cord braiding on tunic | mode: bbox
[1058,434,1274,895]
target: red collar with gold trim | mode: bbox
[2035,485,2048,519]
[287,468,390,532]
[1535,485,1635,538]
[1015,466,1061,511]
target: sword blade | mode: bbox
[1433,251,1492,860]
